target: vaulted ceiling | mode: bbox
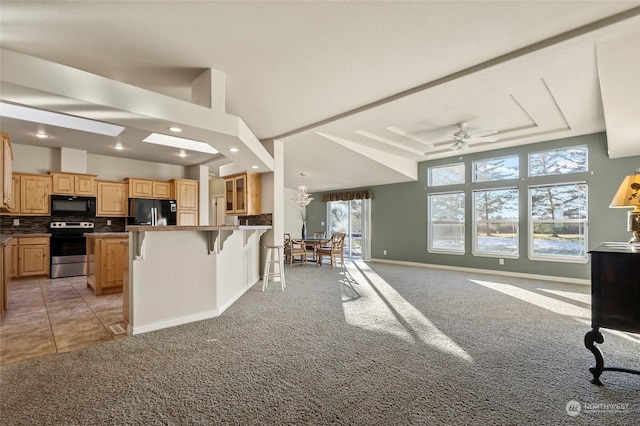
[1,2,639,191]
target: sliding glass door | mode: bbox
[327,199,369,260]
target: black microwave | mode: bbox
[51,195,97,217]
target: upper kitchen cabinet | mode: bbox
[12,173,52,216]
[224,173,261,216]
[0,132,14,210]
[50,172,97,196]
[126,178,172,199]
[171,179,199,225]
[96,180,128,217]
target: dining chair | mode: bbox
[283,233,292,262]
[316,232,346,268]
[306,231,326,262]
[289,239,308,266]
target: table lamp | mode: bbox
[609,170,640,243]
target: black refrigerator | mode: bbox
[128,198,177,226]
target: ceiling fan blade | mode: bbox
[469,129,498,138]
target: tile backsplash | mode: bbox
[0,216,126,234]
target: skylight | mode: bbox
[142,133,219,154]
[0,102,125,137]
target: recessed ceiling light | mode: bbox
[229,147,239,153]
[0,102,125,137]
[142,133,218,154]
[34,132,49,139]
[169,126,182,133]
[178,149,187,158]
[251,165,259,169]
[114,143,124,151]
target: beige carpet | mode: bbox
[1,261,638,425]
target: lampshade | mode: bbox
[609,172,640,212]
[610,171,640,244]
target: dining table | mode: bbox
[301,238,327,263]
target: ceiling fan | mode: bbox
[443,123,499,151]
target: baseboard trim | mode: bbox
[368,258,590,285]
[131,309,219,335]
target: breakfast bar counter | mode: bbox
[125,225,271,335]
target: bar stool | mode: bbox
[263,245,285,291]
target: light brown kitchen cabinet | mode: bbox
[86,235,127,295]
[126,178,171,199]
[17,173,52,216]
[1,132,14,210]
[50,172,97,196]
[1,238,13,315]
[171,178,198,225]
[96,180,128,217]
[10,238,18,279]
[0,175,20,215]
[224,173,261,216]
[17,237,50,277]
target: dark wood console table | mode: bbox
[584,244,640,385]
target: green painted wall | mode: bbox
[309,132,639,280]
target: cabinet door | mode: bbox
[51,173,75,195]
[75,175,96,196]
[97,181,128,216]
[225,178,235,213]
[20,175,51,215]
[18,244,49,276]
[152,181,171,199]
[176,180,198,210]
[1,133,13,209]
[128,179,153,198]
[100,239,125,290]
[234,175,247,214]
[10,239,18,278]
[177,210,198,226]
[3,176,20,215]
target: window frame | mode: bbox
[427,191,466,255]
[527,181,589,263]
[472,154,520,183]
[528,145,589,178]
[472,186,519,258]
[428,162,465,187]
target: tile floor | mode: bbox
[0,275,127,365]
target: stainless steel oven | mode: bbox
[49,221,94,278]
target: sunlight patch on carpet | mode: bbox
[342,260,473,362]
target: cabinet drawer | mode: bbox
[18,237,50,245]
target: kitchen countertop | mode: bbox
[126,225,272,232]
[0,233,51,246]
[85,232,129,238]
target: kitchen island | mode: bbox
[85,232,129,295]
[125,225,270,335]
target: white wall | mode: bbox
[284,186,304,238]
[11,144,59,174]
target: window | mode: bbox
[428,163,465,187]
[529,146,588,177]
[473,188,519,256]
[473,155,519,182]
[428,192,465,253]
[529,182,588,262]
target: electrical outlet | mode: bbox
[321,221,325,226]
[13,219,19,226]
[383,250,387,255]
[107,220,112,226]
[499,258,504,265]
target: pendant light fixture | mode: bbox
[294,173,314,207]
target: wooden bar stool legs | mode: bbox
[263,245,285,291]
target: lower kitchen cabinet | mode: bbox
[86,234,128,296]
[16,237,50,277]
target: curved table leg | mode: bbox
[584,328,605,386]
